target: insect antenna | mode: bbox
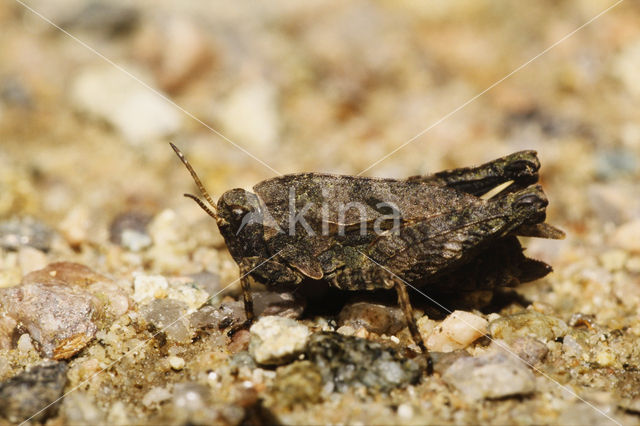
[170,143,218,217]
[184,193,218,220]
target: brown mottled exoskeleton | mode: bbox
[171,144,563,366]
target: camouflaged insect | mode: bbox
[171,145,564,366]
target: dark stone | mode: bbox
[108,211,152,248]
[0,362,68,423]
[338,301,405,335]
[305,332,422,393]
[0,217,53,252]
[189,301,246,331]
[253,290,306,319]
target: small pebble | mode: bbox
[562,334,585,357]
[271,361,323,408]
[58,207,91,247]
[425,310,488,352]
[16,333,34,353]
[397,403,414,419]
[596,350,616,367]
[249,316,310,365]
[17,246,48,275]
[306,332,422,393]
[228,330,251,354]
[0,217,53,252]
[612,220,640,253]
[489,310,568,343]
[0,362,68,423]
[169,356,186,370]
[442,353,536,400]
[147,209,190,271]
[253,290,306,319]
[508,337,549,365]
[338,301,405,335]
[336,325,356,336]
[189,301,246,331]
[133,274,168,303]
[568,312,596,329]
[0,280,98,359]
[142,386,172,408]
[109,211,153,251]
[141,298,192,343]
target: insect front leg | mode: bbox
[239,260,255,322]
[387,277,434,374]
[232,256,303,333]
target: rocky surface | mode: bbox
[1,0,640,424]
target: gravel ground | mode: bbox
[1,0,640,424]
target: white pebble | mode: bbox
[426,310,488,352]
[249,316,310,365]
[596,350,616,367]
[397,403,414,419]
[133,274,168,304]
[142,386,172,408]
[17,333,34,353]
[336,325,355,336]
[168,356,185,370]
[17,246,48,276]
[120,229,152,252]
[612,219,640,253]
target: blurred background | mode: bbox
[1,0,639,305]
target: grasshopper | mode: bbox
[171,144,563,366]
